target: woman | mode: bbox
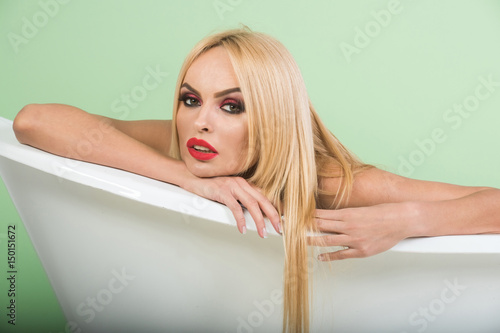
[13,28,500,333]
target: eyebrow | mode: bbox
[214,87,241,98]
[181,83,241,98]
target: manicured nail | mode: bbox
[278,222,282,234]
[262,227,268,239]
[242,226,247,235]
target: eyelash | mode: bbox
[179,93,245,115]
[219,98,245,114]
[179,93,201,108]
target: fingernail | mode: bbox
[278,222,282,234]
[262,227,268,239]
[242,226,247,235]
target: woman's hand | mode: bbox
[308,202,418,261]
[182,175,281,238]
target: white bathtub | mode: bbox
[1,116,500,333]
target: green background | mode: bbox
[1,0,499,331]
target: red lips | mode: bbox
[186,138,218,161]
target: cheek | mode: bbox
[238,134,249,152]
[175,112,189,160]
[226,121,248,150]
[229,127,250,161]
[222,137,249,175]
[176,110,189,139]
[175,110,184,133]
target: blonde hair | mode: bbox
[170,27,368,332]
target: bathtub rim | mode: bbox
[1,116,499,254]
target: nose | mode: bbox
[193,104,215,133]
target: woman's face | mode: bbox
[176,46,249,178]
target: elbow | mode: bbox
[13,104,43,144]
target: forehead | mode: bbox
[183,47,240,92]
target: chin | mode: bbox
[182,153,243,178]
[186,163,227,178]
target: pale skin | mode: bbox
[13,47,500,260]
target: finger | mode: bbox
[247,184,281,234]
[315,208,344,220]
[231,186,268,238]
[314,218,347,234]
[317,248,357,261]
[307,234,350,247]
[219,192,248,235]
[238,179,280,236]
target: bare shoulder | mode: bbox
[318,166,389,208]
[110,118,172,156]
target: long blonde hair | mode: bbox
[170,27,367,333]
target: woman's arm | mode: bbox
[14,104,176,181]
[13,104,280,237]
[311,167,500,260]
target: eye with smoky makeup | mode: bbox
[179,93,245,115]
